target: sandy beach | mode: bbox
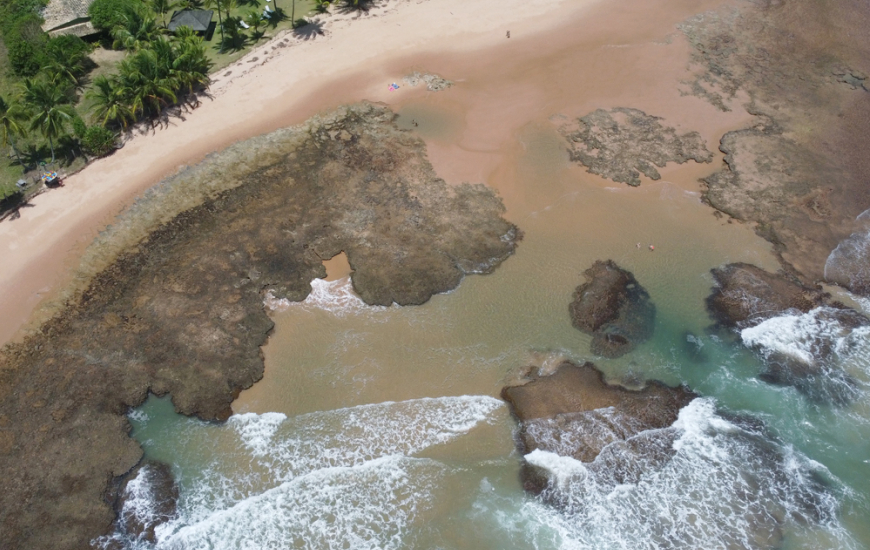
[0,0,606,345]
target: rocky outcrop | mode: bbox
[402,72,452,92]
[681,1,870,285]
[569,260,655,358]
[114,461,179,544]
[706,263,827,328]
[501,361,696,492]
[0,103,519,550]
[708,263,868,403]
[559,108,712,186]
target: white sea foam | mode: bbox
[157,456,443,550]
[99,395,505,549]
[265,277,388,316]
[127,408,150,423]
[740,307,870,377]
[226,412,287,457]
[519,398,855,549]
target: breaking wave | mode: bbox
[98,396,504,549]
[520,399,856,549]
[740,306,870,402]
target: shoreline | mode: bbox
[0,0,602,346]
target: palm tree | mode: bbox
[150,0,179,27]
[21,79,75,163]
[0,96,28,168]
[112,11,164,51]
[244,10,263,39]
[204,0,226,46]
[171,29,213,93]
[86,75,136,128]
[118,49,178,118]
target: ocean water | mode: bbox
[100,116,870,549]
[98,5,870,543]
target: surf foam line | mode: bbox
[740,306,870,403]
[520,399,856,549]
[265,277,388,316]
[105,456,445,550]
[100,396,504,549]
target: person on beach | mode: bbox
[506,30,511,38]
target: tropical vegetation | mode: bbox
[0,0,321,207]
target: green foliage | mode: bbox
[313,0,330,13]
[7,38,40,76]
[88,31,212,127]
[0,181,23,202]
[5,12,47,76]
[81,125,116,157]
[21,77,76,162]
[88,0,140,32]
[43,35,91,84]
[71,115,87,139]
[112,10,164,51]
[0,94,28,166]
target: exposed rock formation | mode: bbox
[569,260,655,358]
[502,363,838,549]
[681,1,870,285]
[708,263,868,403]
[501,361,696,491]
[706,263,827,328]
[0,103,519,550]
[559,108,712,186]
[402,72,453,92]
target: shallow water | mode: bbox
[111,0,870,547]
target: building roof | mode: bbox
[168,9,214,32]
[41,0,95,33]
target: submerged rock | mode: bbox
[501,361,696,491]
[559,108,712,186]
[0,103,519,550]
[569,260,655,358]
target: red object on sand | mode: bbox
[649,245,655,251]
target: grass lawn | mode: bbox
[203,0,318,72]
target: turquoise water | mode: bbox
[100,122,870,549]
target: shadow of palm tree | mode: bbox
[292,19,325,40]
[334,0,377,14]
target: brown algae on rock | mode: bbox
[0,102,519,550]
[559,108,712,186]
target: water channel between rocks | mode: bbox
[116,0,870,546]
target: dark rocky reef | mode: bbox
[708,263,868,403]
[681,0,870,286]
[706,263,827,328]
[569,260,655,358]
[113,461,179,544]
[501,361,696,492]
[0,103,519,550]
[559,107,712,186]
[501,362,839,548]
